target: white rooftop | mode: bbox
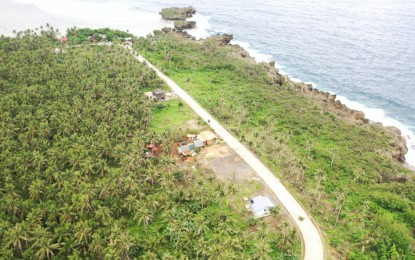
[250,196,274,213]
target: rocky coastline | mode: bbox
[159,8,410,167]
[254,52,408,163]
[174,20,196,31]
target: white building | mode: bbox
[249,196,275,218]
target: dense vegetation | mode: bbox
[66,27,132,44]
[136,31,415,259]
[0,29,299,259]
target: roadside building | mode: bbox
[187,134,197,141]
[57,36,68,43]
[124,37,133,47]
[178,144,196,157]
[249,196,275,218]
[197,131,216,145]
[88,34,97,42]
[143,144,161,158]
[193,140,204,149]
[152,88,166,101]
[98,34,107,41]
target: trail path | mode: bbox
[128,46,325,260]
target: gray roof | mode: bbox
[179,145,191,152]
[193,140,204,148]
[250,196,274,213]
[153,89,165,95]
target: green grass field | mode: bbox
[149,100,202,133]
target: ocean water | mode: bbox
[2,0,415,166]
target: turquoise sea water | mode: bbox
[3,0,415,165]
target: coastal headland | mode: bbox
[135,6,415,259]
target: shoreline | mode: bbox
[282,72,414,169]
[137,26,415,258]
[215,40,414,168]
[180,14,415,168]
[178,25,413,168]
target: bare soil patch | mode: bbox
[196,143,277,203]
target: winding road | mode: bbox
[128,46,326,260]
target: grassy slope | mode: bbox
[135,31,415,259]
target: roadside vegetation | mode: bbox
[135,30,415,259]
[0,28,299,259]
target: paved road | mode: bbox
[129,47,325,260]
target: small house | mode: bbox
[187,134,197,141]
[193,140,204,148]
[57,36,68,43]
[249,196,275,218]
[144,144,161,158]
[98,34,107,40]
[88,34,97,42]
[152,89,166,101]
[197,131,216,145]
[124,37,133,47]
[178,144,196,157]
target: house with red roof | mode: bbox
[57,36,68,43]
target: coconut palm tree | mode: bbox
[3,223,29,254]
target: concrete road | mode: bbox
[130,48,325,260]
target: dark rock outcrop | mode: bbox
[209,33,233,45]
[352,110,365,121]
[174,21,197,30]
[260,62,283,85]
[161,27,172,33]
[386,126,408,162]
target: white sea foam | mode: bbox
[336,95,415,166]
[262,59,415,166]
[290,77,303,83]
[2,0,170,36]
[261,61,415,166]
[230,40,272,63]
[227,36,415,167]
[185,14,212,40]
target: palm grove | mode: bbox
[0,28,299,259]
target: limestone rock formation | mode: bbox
[260,62,283,85]
[174,21,197,30]
[159,6,196,20]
